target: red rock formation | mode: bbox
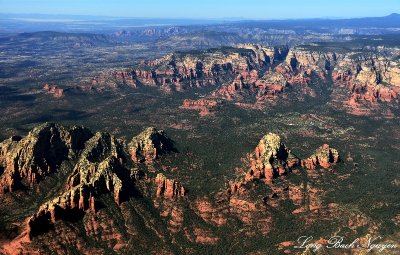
[193,198,227,226]
[128,127,175,163]
[332,70,354,85]
[132,69,156,86]
[0,221,32,255]
[192,228,219,245]
[227,194,273,235]
[88,70,138,89]
[302,144,340,169]
[211,75,255,101]
[229,181,247,195]
[229,197,257,211]
[43,83,64,98]
[0,123,93,193]
[348,83,399,104]
[26,131,127,239]
[211,59,314,104]
[181,99,221,116]
[27,185,96,239]
[120,46,281,93]
[229,133,341,200]
[332,55,400,115]
[155,173,186,198]
[113,71,137,87]
[74,44,399,120]
[0,124,202,254]
[245,133,300,183]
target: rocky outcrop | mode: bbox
[302,144,340,169]
[207,46,324,103]
[76,44,399,117]
[43,84,64,98]
[0,123,189,245]
[116,46,287,93]
[282,47,400,108]
[193,198,227,226]
[211,74,255,101]
[132,69,157,86]
[254,71,290,100]
[230,133,341,195]
[237,44,289,64]
[87,70,137,89]
[27,131,129,238]
[155,173,186,198]
[285,48,336,77]
[191,228,219,245]
[0,123,93,193]
[274,63,311,86]
[128,127,175,163]
[223,134,345,243]
[66,132,127,203]
[246,133,300,182]
[333,55,400,106]
[181,99,221,116]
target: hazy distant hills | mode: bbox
[0,13,399,34]
[234,13,400,29]
[0,13,399,51]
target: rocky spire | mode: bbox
[128,127,176,163]
[0,123,93,193]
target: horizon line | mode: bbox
[0,12,398,22]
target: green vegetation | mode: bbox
[0,36,399,254]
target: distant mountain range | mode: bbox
[0,13,399,33]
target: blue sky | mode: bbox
[0,0,399,19]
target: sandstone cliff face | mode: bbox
[0,124,187,246]
[333,54,400,105]
[0,123,370,255]
[28,131,128,238]
[246,133,300,182]
[128,127,175,163]
[75,44,399,118]
[224,46,398,111]
[279,47,399,115]
[66,132,127,203]
[181,99,221,116]
[302,144,340,169]
[76,44,398,118]
[223,132,347,247]
[165,48,259,76]
[285,48,337,76]
[0,123,93,193]
[86,70,137,90]
[235,44,289,65]
[211,74,256,101]
[115,46,289,93]
[155,173,186,198]
[198,46,325,104]
[230,132,341,195]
